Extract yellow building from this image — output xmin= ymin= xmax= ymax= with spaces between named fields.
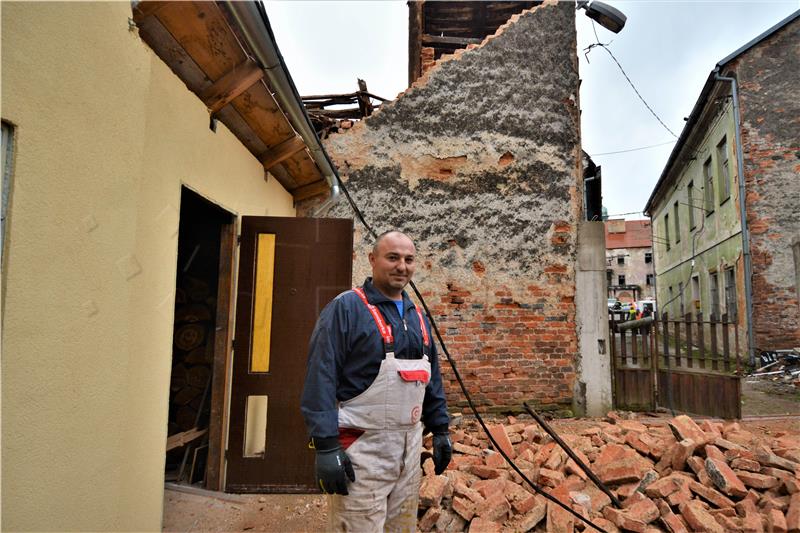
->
xmin=2 ymin=2 xmax=351 ymax=530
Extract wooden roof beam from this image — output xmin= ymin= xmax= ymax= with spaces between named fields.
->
xmin=200 ymin=59 xmax=265 ymax=115
xmin=258 ymin=135 xmax=306 ymax=170
xmin=421 ymin=34 xmax=483 ymax=47
xmin=291 ymin=180 xmax=331 ymax=202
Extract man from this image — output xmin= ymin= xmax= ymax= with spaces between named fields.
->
xmin=301 ymin=230 xmax=451 ymax=532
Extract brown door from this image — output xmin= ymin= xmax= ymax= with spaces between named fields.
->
xmin=226 ymin=216 xmax=353 ymax=492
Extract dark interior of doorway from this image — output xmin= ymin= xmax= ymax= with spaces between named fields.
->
xmin=165 ymin=187 xmax=233 ymax=486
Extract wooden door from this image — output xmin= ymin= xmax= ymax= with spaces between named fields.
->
xmin=225 ymin=216 xmax=353 ymax=492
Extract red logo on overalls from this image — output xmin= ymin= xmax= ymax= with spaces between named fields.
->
xmin=410 ymin=406 xmax=421 ymax=423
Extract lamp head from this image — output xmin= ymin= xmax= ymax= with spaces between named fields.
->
xmin=577 ymin=1 xmax=627 ymax=34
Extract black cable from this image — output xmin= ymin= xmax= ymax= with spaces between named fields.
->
xmin=332 ymin=172 xmax=610 ymax=532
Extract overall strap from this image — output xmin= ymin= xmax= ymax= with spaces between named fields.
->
xmin=413 ymin=304 xmax=431 ymax=357
xmin=352 ymin=287 xmax=395 ymax=358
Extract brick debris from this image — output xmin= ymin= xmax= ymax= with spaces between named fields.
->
xmin=418 ymin=413 xmax=800 ymax=532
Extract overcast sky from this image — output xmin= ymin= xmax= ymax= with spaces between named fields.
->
xmin=265 ymin=1 xmax=798 ymax=220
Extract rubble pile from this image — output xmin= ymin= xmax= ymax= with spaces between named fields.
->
xmin=418 ymin=414 xmax=800 ymax=532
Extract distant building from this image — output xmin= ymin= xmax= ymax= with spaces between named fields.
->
xmin=605 ymin=219 xmax=655 ymax=303
xmin=643 ymin=11 xmax=799 ymax=360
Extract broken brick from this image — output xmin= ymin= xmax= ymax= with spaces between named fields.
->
xmin=487 ymin=424 xmax=516 ymax=459
xmin=679 ymin=500 xmax=726 ymax=533
xmin=671 ymin=438 xmax=698 ymax=471
xmin=786 ymin=492 xmax=800 ymax=533
xmin=467 ymin=516 xmax=502 ymax=533
xmin=419 ymin=475 xmax=449 ymax=507
xmin=419 ymin=506 xmax=441 ymax=532
xmin=688 ymin=479 xmax=736 ymax=509
xmin=736 ymin=470 xmax=780 ymax=490
xmin=669 ymin=415 xmax=708 ymax=446
xmin=706 ymin=457 xmax=749 ymax=498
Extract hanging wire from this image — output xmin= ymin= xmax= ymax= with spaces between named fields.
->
xmin=585 ymin=22 xmax=679 ymax=139
xmin=591 ymin=140 xmax=676 ymax=156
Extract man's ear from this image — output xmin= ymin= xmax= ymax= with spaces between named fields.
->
xmin=368 ymin=252 xmax=375 ymax=266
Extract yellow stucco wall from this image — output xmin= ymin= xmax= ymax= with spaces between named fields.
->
xmin=1 ymin=2 xmax=296 ymax=530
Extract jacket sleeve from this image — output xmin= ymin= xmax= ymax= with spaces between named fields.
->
xmin=300 ymin=295 xmax=349 ymax=439
xmin=421 ymin=321 xmax=450 ymax=434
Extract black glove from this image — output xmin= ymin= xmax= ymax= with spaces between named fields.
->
xmin=313 ymin=437 xmax=355 ymax=495
xmin=432 ymin=433 xmax=452 ymax=475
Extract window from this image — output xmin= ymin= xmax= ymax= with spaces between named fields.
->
xmin=679 ymin=281 xmax=685 ymax=316
xmin=673 ymin=201 xmax=681 ymax=243
xmin=687 ymin=181 xmax=696 ymax=229
xmin=717 ymin=137 xmax=730 ymax=202
xmin=1 ymin=121 xmax=13 ymax=263
xmin=709 ymin=271 xmax=720 ymax=318
xmin=606 ymin=269 xmax=613 ymax=286
xmin=646 ymin=274 xmax=654 ymax=286
xmin=618 ymin=274 xmax=626 ymax=285
xmin=668 ymin=286 xmax=674 ymax=315
xmin=664 ymin=213 xmax=670 ymax=251
xmin=691 ymin=275 xmax=700 ymax=311
xmin=724 ymin=267 xmax=737 ymax=319
xmin=617 ymin=256 xmax=625 ymax=265
xmin=644 ymin=252 xmax=652 ymax=264
xmin=704 ymin=158 xmax=715 ymax=215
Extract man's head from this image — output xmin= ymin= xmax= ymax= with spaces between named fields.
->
xmin=369 ymin=230 xmax=416 ymax=300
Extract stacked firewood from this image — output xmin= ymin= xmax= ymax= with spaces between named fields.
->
xmin=418 ymin=413 xmax=800 ymax=532
xmin=168 ymin=278 xmax=215 ymax=436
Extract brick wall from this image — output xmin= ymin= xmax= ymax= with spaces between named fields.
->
xmin=734 ymin=18 xmax=800 ymax=350
xmin=299 ymin=1 xmax=582 ymax=414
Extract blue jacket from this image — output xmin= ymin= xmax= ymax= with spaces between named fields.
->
xmin=301 ymin=278 xmax=449 ymax=439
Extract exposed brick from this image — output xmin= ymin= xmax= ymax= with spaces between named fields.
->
xmin=672 ymin=438 xmax=698 ymax=471
xmin=474 ymin=490 xmax=510 ymax=522
xmin=680 ymin=501 xmax=726 ymax=533
xmin=419 ymin=506 xmax=442 ymax=531
xmin=467 ymin=517 xmax=502 ymax=533
xmin=539 ymin=468 xmax=566 ymax=488
xmin=419 ymin=475 xmax=449 ymax=507
xmin=669 ymin=415 xmax=708 ymax=446
xmin=452 ymin=495 xmax=476 ymax=521
xmin=484 ymin=451 xmax=505 ymax=469
xmin=704 ymin=444 xmax=727 ymax=462
xmin=645 ymin=475 xmax=684 ymax=498
xmin=547 ymin=484 xmax=575 ymax=533
xmin=736 ymin=470 xmax=780 ymax=490
xmin=732 ymin=457 xmax=763 ymax=472
xmin=487 ymin=424 xmax=516 ymax=459
xmin=786 ymin=492 xmax=800 ymax=533
xmin=768 ymin=507 xmax=788 ymax=533
xmin=688 ymin=479 xmax=736 ymax=509
xmin=506 ymin=497 xmax=546 ymax=531
xmin=468 ymin=465 xmax=503 ymax=480
xmin=707 ymin=457 xmax=749 ymax=498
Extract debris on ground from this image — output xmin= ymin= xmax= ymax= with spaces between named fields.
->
xmin=418 ymin=412 xmax=800 ymax=532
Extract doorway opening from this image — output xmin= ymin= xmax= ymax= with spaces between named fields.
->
xmin=165 ymin=186 xmax=235 ymax=489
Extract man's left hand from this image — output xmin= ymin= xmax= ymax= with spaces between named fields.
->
xmin=432 ymin=433 xmax=452 ymax=474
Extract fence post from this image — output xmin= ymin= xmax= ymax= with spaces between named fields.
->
xmin=696 ymin=311 xmax=705 ymax=369
xmin=722 ymin=313 xmax=731 ymax=373
xmin=685 ymin=312 xmax=694 ymax=370
xmin=675 ymin=314 xmax=684 ymax=368
xmin=710 ymin=313 xmax=719 ymax=371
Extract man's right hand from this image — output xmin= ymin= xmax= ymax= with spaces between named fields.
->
xmin=313 ymin=437 xmax=355 ymax=495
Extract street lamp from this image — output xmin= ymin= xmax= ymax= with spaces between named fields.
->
xmin=576 ymin=1 xmax=627 ymax=34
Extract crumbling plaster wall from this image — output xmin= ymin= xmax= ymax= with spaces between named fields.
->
xmin=735 ymin=19 xmax=800 ymax=350
xmin=301 ymin=1 xmax=585 ymax=413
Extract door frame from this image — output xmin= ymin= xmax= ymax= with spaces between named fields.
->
xmin=204 ymin=217 xmax=237 ymax=490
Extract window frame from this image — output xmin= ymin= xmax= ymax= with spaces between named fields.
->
xmin=673 ymin=200 xmax=681 ymax=243
xmin=687 ymin=181 xmax=696 ymax=230
xmin=709 ymin=271 xmax=720 ymax=319
xmin=704 ymin=157 xmax=715 ymax=216
xmin=644 ymin=252 xmax=652 ymax=264
xmin=617 ymin=256 xmax=625 ymax=265
xmin=618 ymin=274 xmax=626 ymax=286
xmin=717 ymin=136 xmax=731 ymax=204
xmin=724 ymin=266 xmax=737 ymax=319
xmin=664 ymin=213 xmax=670 ymax=251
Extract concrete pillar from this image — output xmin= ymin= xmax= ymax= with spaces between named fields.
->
xmin=574 ymin=221 xmax=612 ymax=416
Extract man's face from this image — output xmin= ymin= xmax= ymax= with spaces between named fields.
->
xmin=369 ymin=233 xmax=416 ymax=298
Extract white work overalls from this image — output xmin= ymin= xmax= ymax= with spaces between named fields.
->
xmin=328 ymin=287 xmax=432 ymax=533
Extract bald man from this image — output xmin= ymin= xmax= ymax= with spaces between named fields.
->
xmin=301 ymin=230 xmax=451 ymax=532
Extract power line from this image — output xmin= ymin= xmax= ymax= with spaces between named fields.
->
xmin=590 ymin=140 xmax=676 ymax=156
xmin=586 ymin=22 xmax=679 ymax=139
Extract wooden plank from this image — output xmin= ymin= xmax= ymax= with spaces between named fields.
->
xmin=132 ymin=0 xmax=170 ymax=21
xmin=166 ymin=427 xmax=208 ymax=452
xmin=408 ymin=0 xmax=424 ymax=85
xmin=154 ymin=1 xmax=246 ymax=80
xmin=291 ymin=180 xmax=330 ymax=202
xmin=206 ymin=220 xmax=236 ymax=491
xmin=421 ymin=33 xmax=483 ymax=47
xmin=200 ymin=59 xmax=265 ymax=115
xmin=231 ymin=84 xmax=295 ymax=148
xmin=282 ymin=151 xmax=323 ymax=187
xmin=258 ymin=136 xmax=306 ymax=170
xmin=710 ymin=314 xmax=719 ymax=371
xmin=722 ymin=313 xmax=731 ymax=372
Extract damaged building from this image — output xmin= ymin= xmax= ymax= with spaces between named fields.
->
xmin=300 ymin=0 xmax=611 ymax=418
xmin=644 ymin=10 xmax=800 ymax=362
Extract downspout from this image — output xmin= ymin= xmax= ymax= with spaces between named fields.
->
xmin=225 ymin=1 xmax=341 ymax=214
xmin=714 ymin=69 xmax=755 ymax=366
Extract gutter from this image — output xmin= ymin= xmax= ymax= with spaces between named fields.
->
xmin=713 ymin=69 xmax=755 ymax=367
xmin=225 ymin=1 xmax=340 ymax=212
